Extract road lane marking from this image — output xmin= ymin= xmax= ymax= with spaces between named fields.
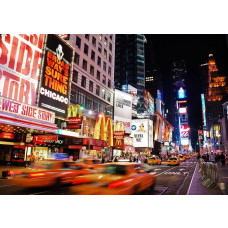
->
xmin=156 ymin=166 xmax=177 ymax=176
xmin=187 ymin=163 xmax=198 ymax=195
xmin=0 ymin=185 xmax=14 ymax=188
xmin=179 ymin=169 xmax=185 ymax=171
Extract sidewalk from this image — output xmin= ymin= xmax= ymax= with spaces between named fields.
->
xmin=187 ymin=163 xmax=222 ymax=195
xmin=217 ymin=164 xmax=228 ymax=195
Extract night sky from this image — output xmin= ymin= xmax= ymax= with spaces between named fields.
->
xmin=145 ymin=34 xmax=228 ymax=146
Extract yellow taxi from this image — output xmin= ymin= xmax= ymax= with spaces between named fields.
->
xmin=70 ymin=162 xmax=156 ymax=195
xmin=148 ymin=156 xmax=162 ymax=165
xmin=10 ymin=160 xmax=93 ymax=188
xmin=178 ymin=155 xmax=186 ymax=162
xmin=185 ymin=154 xmax=190 ymax=159
xmin=167 ymin=157 xmax=180 ymax=166
xmin=75 ymin=158 xmax=102 ymax=170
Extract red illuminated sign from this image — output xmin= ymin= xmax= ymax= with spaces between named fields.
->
xmin=180 ymin=125 xmax=189 ymax=138
xmin=0 ymin=96 xmax=55 ymax=123
xmin=0 ymin=34 xmax=44 ymax=106
xmin=113 ymin=131 xmax=125 ymax=138
xmin=33 ymin=135 xmax=58 ymax=144
xmin=68 ymin=117 xmax=82 ymax=124
xmin=68 ymin=145 xmax=82 ymax=149
xmin=0 ymin=132 xmax=14 ymax=139
xmin=66 ymin=124 xmax=81 ymax=129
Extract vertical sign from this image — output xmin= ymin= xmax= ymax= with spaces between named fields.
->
xmin=38 ymin=34 xmax=74 ymax=118
xmin=201 ymin=93 xmax=207 ymax=130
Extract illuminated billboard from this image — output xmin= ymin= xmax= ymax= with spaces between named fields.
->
xmin=128 ymin=85 xmax=137 ymax=115
xmin=38 ymin=34 xmax=74 ymax=118
xmin=201 ymin=93 xmax=207 ymax=130
xmin=114 ymin=89 xmax=132 ymax=134
xmin=144 ymin=88 xmax=155 ymax=115
xmin=178 ymin=87 xmax=186 ymax=99
xmin=179 ymin=107 xmax=187 ymax=114
xmin=0 ymin=34 xmax=44 ymax=105
xmin=180 ymin=124 xmax=189 ymax=138
xmin=130 ymin=119 xmax=153 ymax=148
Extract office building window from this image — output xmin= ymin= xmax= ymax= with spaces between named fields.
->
xmin=72 ymin=70 xmax=78 ymax=83
xmin=90 ymin=65 xmax=94 ymax=76
xmin=85 ymin=34 xmax=90 ymax=40
xmin=108 ymin=67 xmax=111 ymax=76
xmin=109 ymin=54 xmax=112 ymax=63
xmin=108 ymin=79 xmax=111 ymax=88
xmin=98 ymin=43 xmax=102 ymax=53
xmin=99 ymin=34 xmax=102 ymax=40
xmin=96 ymin=85 xmax=100 ymax=96
xmin=102 ymin=75 xmax=106 ymax=85
xmin=89 ymin=81 xmax=93 ymax=92
xmin=82 ymin=59 xmax=87 ymax=71
xmin=104 ymin=49 xmax=107 ymax=59
xmin=109 ymin=42 xmax=112 ymax=51
xmin=103 ymin=62 xmax=106 ymax=72
xmin=110 ymin=34 xmax=113 ymax=40
xmin=91 ymin=50 xmax=95 ymax=61
xmin=92 ymin=36 xmax=96 ymax=47
xmin=97 ymin=56 xmax=101 ymax=66
xmin=101 ymin=89 xmax=105 ymax=99
xmin=74 ymin=52 xmax=79 ymax=65
xmin=107 ymin=92 xmax=111 ymax=102
xmin=84 ymin=44 xmax=88 ymax=55
xmin=97 ymin=70 xmax=100 ymax=80
xmin=104 ymin=37 xmax=107 ymax=46
xmin=76 ymin=37 xmax=81 ymax=49
xmin=81 ymin=76 xmax=86 ymax=88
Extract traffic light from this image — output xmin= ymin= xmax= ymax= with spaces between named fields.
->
xmin=196 ymin=143 xmax=199 ymax=145
xmin=80 ymin=106 xmax=85 ymax=110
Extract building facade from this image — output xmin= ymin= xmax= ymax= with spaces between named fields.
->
xmin=114 ymin=34 xmax=146 ymax=113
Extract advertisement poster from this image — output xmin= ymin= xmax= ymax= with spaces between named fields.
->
xmin=38 ymin=34 xmax=74 ymax=118
xmin=128 ymin=85 xmax=137 ymax=115
xmin=144 ymin=88 xmax=154 ymax=115
xmin=0 ymin=34 xmax=44 ymax=105
xmin=130 ymin=119 xmax=153 ymax=148
xmin=114 ymin=89 xmax=132 ymax=134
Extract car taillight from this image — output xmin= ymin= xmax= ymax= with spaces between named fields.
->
xmin=72 ymin=178 xmax=90 ymax=185
xmin=28 ymin=173 xmax=46 ymax=178
xmin=108 ymin=180 xmax=125 ymax=188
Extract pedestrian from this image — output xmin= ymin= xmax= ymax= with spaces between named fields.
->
xmin=209 ymin=153 xmax=215 ymax=163
xmin=197 ymin=153 xmax=201 ymax=160
xmin=144 ymin=156 xmax=148 ymax=164
xmin=220 ymin=152 xmax=226 ymax=166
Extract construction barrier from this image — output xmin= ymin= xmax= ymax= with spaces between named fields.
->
xmin=198 ymin=160 xmax=218 ymax=189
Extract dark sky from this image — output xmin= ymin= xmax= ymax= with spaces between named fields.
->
xmin=145 ymin=34 xmax=228 ymax=145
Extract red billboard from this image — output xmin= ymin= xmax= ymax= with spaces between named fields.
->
xmin=0 ymin=34 xmax=44 ymax=106
xmin=180 ymin=125 xmax=189 ymax=138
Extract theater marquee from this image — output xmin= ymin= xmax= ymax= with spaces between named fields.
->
xmin=38 ymin=34 xmax=74 ymax=119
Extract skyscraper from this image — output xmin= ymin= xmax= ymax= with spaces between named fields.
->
xmin=114 ymin=34 xmax=146 ymax=113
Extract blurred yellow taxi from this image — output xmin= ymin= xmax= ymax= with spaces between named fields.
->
xmin=178 ymin=155 xmax=186 ymax=162
xmin=167 ymin=157 xmax=180 ymax=166
xmin=10 ymin=160 xmax=93 ymax=188
xmin=148 ymin=156 xmax=161 ymax=165
xmin=185 ymin=154 xmax=190 ymax=159
xmin=70 ymin=163 xmax=156 ymax=195
xmin=75 ymin=158 xmax=102 ymax=170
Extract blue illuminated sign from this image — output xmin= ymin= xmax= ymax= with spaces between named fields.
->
xmin=131 ymin=125 xmax=136 ymax=130
xmin=178 ymin=87 xmax=186 ymax=99
xmin=201 ymin=94 xmax=207 ymax=130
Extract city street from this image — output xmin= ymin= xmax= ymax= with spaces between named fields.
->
xmin=0 ymin=158 xmax=197 ymax=195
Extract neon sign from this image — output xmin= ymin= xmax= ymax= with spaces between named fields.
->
xmin=178 ymin=87 xmax=186 ymax=99
xmin=94 ymin=112 xmax=113 ymax=146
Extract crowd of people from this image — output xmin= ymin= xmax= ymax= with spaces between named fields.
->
xmin=198 ymin=152 xmax=226 ymax=166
